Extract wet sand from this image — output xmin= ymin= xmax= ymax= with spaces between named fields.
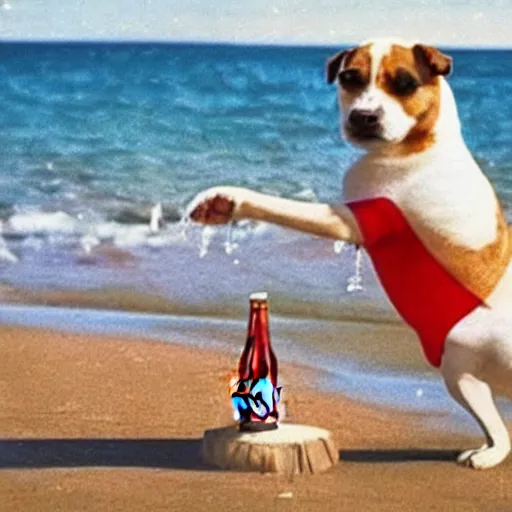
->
xmin=0 ymin=324 xmax=511 ymax=511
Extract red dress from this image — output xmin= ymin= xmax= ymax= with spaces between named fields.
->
xmin=347 ymin=197 xmax=483 ymax=367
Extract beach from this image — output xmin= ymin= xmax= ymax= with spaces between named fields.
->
xmin=0 ymin=323 xmax=511 ymax=512
xmin=0 ymin=41 xmax=511 ymax=511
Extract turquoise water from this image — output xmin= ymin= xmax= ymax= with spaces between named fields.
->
xmin=0 ymin=43 xmax=511 ymax=317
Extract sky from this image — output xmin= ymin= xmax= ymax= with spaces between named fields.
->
xmin=0 ymin=0 xmax=511 ymax=47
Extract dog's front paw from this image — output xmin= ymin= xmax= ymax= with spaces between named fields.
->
xmin=188 ymin=187 xmax=244 ymax=225
xmin=457 ymin=445 xmax=510 ymax=469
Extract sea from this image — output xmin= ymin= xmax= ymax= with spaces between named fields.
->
xmin=0 ymin=42 xmax=511 ymax=427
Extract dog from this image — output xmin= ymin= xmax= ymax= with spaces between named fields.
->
xmin=189 ymin=37 xmax=512 ymax=469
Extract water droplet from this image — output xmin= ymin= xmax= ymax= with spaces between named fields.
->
xmin=178 ymin=215 xmax=190 ymax=241
xmin=347 ymin=246 xmax=364 ymax=293
xmin=80 ymin=234 xmax=100 ymax=255
xmin=199 ymin=226 xmax=216 ymax=258
xmin=333 ymin=240 xmax=345 ymax=254
xmin=224 ymin=222 xmax=239 ymax=256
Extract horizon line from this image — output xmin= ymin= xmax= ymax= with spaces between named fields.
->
xmin=1 ymin=38 xmax=512 ymax=51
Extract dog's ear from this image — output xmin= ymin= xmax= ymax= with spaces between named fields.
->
xmin=326 ymin=49 xmax=349 ymax=84
xmin=413 ymin=44 xmax=452 ymax=77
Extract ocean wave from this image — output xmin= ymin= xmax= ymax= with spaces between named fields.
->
xmin=0 ymin=199 xmax=276 ymax=262
xmin=5 ymin=211 xmax=77 ymax=237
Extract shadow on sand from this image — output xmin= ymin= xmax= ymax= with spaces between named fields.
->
xmin=0 ymin=439 xmax=459 ymax=470
xmin=0 ymin=438 xmax=217 ymax=471
xmin=340 ymin=448 xmax=459 ymax=464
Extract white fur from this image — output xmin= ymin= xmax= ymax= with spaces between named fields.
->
xmin=349 ymin=87 xmax=417 ymax=143
xmin=366 ymin=38 xmax=394 ymax=81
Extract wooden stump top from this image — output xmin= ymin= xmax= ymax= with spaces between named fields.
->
xmin=202 ymin=423 xmax=337 ymax=475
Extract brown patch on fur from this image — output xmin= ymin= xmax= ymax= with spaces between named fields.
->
xmin=343 ymin=45 xmax=372 ymax=82
xmin=376 ymin=45 xmax=442 ymax=155
xmin=417 ymin=205 xmax=512 ymax=301
xmin=413 ymin=44 xmax=452 ymax=76
xmin=336 ymin=45 xmax=372 ymax=109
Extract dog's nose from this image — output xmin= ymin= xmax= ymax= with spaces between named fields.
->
xmin=348 ymin=108 xmax=383 ymax=135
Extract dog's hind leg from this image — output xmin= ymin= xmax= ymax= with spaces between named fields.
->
xmin=441 ymin=334 xmax=511 ymax=469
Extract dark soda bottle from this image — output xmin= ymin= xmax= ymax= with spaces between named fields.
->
xmin=232 ymin=292 xmax=281 ymax=431
xmin=237 ymin=295 xmax=258 ymax=382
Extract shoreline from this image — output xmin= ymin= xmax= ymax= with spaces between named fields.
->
xmin=0 ymin=302 xmax=447 ymax=413
xmin=2 ymin=300 xmax=511 ymax=432
xmin=0 ymin=280 xmax=400 ymax=324
xmin=0 ymin=323 xmax=511 ymax=511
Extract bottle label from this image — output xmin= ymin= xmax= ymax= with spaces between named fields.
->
xmin=230 ymin=376 xmax=281 ymax=425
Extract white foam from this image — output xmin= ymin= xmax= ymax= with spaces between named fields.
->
xmin=1 ymin=203 xmax=274 ymax=262
xmin=93 ymin=221 xmax=122 ymax=240
xmin=113 ymin=225 xmax=153 ymax=248
xmin=293 ymin=188 xmax=318 ymax=202
xmin=149 ymin=202 xmax=163 ymax=234
xmin=5 ymin=211 xmax=76 ymax=236
xmin=87 ymin=221 xmax=153 ymax=248
xmin=80 ymin=234 xmax=100 ymax=254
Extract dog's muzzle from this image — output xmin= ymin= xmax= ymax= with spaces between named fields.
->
xmin=346 ymin=108 xmax=384 ymax=139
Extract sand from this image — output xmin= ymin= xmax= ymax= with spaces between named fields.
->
xmin=0 ymin=324 xmax=511 ymax=511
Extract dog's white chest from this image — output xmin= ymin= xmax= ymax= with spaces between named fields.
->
xmin=343 ymin=147 xmax=511 ymax=302
xmin=344 ymin=150 xmax=499 ymax=252
xmin=401 ymin=164 xmax=498 ymax=250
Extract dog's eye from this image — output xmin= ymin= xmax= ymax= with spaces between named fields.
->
xmin=392 ymin=70 xmax=420 ymax=96
xmin=338 ymin=69 xmax=365 ymax=90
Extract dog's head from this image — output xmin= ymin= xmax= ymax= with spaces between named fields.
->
xmin=327 ymin=38 xmax=453 ymax=154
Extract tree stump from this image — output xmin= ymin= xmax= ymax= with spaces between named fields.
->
xmin=202 ymin=424 xmax=337 ymax=475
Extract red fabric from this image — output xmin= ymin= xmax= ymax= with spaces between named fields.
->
xmin=347 ymin=197 xmax=482 ymax=367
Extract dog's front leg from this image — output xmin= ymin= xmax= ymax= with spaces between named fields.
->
xmin=188 ymin=186 xmax=362 ymax=243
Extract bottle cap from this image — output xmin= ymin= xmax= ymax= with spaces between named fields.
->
xmin=249 ymin=291 xmax=268 ymax=301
